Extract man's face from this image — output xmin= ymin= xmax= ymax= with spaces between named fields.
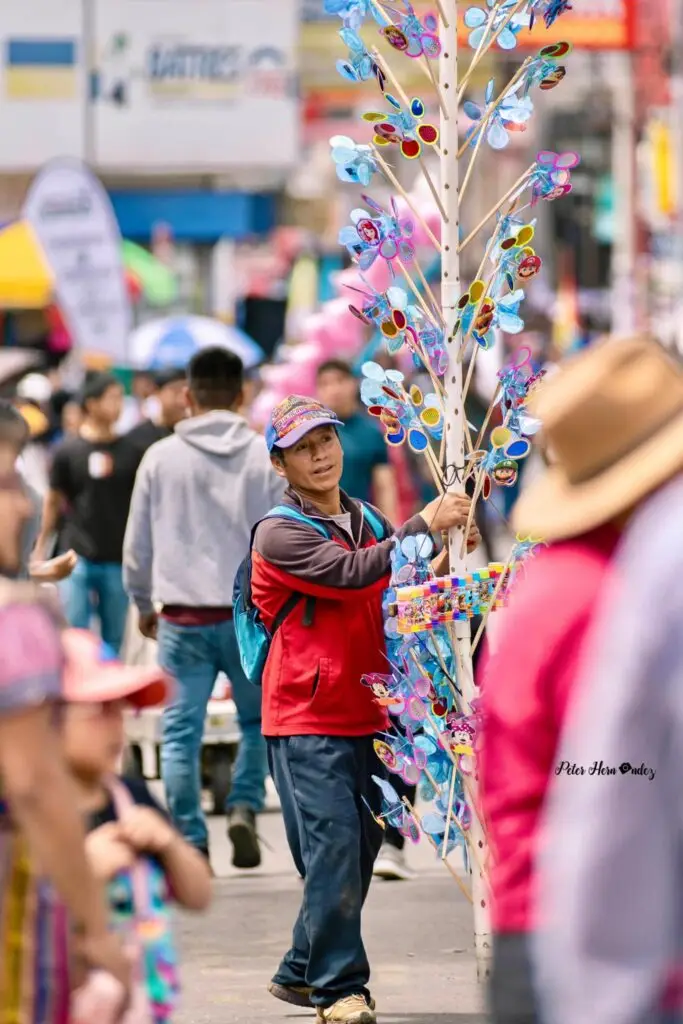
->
xmin=0 ymin=445 xmax=32 ymax=575
xmin=158 ymin=380 xmax=188 ymax=428
xmin=88 ymin=384 xmax=124 ymax=426
xmin=317 ymin=369 xmax=358 ymax=419
xmin=271 ymin=425 xmax=343 ymax=495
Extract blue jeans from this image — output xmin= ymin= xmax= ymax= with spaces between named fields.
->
xmin=268 ymin=735 xmax=384 ymax=1007
xmin=157 ymin=618 xmax=267 ymax=851
xmin=63 ymin=558 xmax=129 ymax=654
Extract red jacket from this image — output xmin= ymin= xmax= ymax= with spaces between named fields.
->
xmin=251 ymin=488 xmax=427 ymax=737
xmin=479 ymin=525 xmax=620 ymax=933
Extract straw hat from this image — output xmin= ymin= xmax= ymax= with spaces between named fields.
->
xmin=512 ymin=335 xmax=683 ymax=541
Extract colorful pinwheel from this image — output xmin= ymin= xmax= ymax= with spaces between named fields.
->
xmin=519 ymin=41 xmax=572 ymax=96
xmin=530 ymin=150 xmax=581 ymax=205
xmin=360 ymin=360 xmax=442 ymax=453
xmin=363 ymin=95 xmax=439 ymax=160
xmin=329 ymin=136 xmax=378 ymax=186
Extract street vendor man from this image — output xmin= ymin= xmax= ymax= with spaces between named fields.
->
xmin=251 ymin=395 xmax=480 ymax=1024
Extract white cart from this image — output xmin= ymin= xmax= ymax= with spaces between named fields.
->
xmin=124 ymin=677 xmax=242 ymax=815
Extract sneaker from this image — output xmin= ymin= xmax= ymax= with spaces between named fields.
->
xmin=316 ymin=995 xmax=377 ymax=1023
xmin=227 ymin=805 xmax=261 ymax=869
xmin=268 ymin=982 xmax=313 ymax=1008
xmin=373 ymin=843 xmax=413 ymax=881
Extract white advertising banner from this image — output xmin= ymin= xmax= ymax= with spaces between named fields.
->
xmin=0 ymin=0 xmax=85 ymax=170
xmin=23 ymin=159 xmax=132 ymax=364
xmin=91 ymin=0 xmax=300 ymax=172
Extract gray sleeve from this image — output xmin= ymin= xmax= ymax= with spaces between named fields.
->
xmin=122 ymin=454 xmax=155 ymax=615
xmin=534 ymin=494 xmax=682 ymax=1024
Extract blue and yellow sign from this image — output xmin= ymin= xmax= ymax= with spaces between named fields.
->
xmin=4 ymin=37 xmax=77 ymax=100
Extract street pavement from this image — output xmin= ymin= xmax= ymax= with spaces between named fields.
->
xmin=173 ymin=784 xmax=486 ymax=1024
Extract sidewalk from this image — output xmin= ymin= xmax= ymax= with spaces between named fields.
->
xmin=175 ymin=803 xmax=486 ymax=1023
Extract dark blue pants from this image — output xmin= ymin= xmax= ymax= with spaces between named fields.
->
xmin=267 ymin=735 xmax=384 ymax=1007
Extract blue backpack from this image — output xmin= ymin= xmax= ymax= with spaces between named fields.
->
xmin=233 ymin=503 xmax=387 ymax=686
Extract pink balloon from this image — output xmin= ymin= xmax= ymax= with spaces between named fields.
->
xmin=394 ymin=195 xmax=441 ymax=247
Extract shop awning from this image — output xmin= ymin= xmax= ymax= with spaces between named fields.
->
xmin=0 ymin=221 xmax=53 ymax=308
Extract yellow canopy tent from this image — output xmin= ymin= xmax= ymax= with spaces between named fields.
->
xmin=0 ymin=221 xmax=53 ymax=308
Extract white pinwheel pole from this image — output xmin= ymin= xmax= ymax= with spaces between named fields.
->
xmin=439 ymin=0 xmax=492 ymax=980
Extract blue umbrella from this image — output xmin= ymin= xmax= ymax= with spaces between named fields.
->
xmin=129 ymin=315 xmax=265 ymax=371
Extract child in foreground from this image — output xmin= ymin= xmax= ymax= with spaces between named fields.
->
xmin=62 ymin=629 xmax=212 ymax=1022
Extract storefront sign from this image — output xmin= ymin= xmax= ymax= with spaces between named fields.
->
xmin=92 ymin=0 xmax=299 ymax=170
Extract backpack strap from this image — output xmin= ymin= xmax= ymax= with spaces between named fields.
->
xmin=265 ymin=505 xmax=332 ymax=539
xmin=359 ymin=501 xmax=389 ymax=542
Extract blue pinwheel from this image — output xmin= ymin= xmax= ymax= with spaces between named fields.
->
xmin=529 ymin=0 xmax=573 ymax=28
xmin=421 ymin=790 xmax=470 ymax=859
xmin=368 ymin=775 xmax=421 ymax=843
xmin=464 ymin=79 xmax=533 ymax=151
xmin=464 ymin=0 xmax=527 ymax=51
xmin=494 ymin=289 xmax=526 ymax=335
xmin=336 ymin=27 xmax=384 ymax=86
xmin=324 ymin=0 xmax=385 ymax=29
xmin=379 ymin=0 xmax=441 ymax=59
xmin=329 ymin=136 xmax=378 ymax=186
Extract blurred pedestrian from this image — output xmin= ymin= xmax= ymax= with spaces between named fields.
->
xmin=34 ymin=372 xmax=140 ymax=653
xmin=0 ymin=420 xmax=129 ymax=1022
xmin=62 ymin=629 xmax=211 ymax=1023
xmin=535 ymin=476 xmax=683 ymax=1018
xmin=123 ymin=348 xmax=283 ymax=868
xmin=317 ymin=360 xmax=399 ymax=522
xmin=479 ymin=335 xmax=682 ymax=1024
xmin=125 ymin=367 xmax=188 ymax=457
xmin=0 ymin=401 xmax=77 ymax=585
xmin=254 ymin=396 xmax=480 ymax=1023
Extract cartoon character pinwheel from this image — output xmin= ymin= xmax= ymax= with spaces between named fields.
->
xmin=338 ymin=194 xmax=415 ymax=270
xmin=466 ymin=425 xmax=532 ymax=499
xmin=378 ymin=0 xmax=441 ymax=59
xmin=530 ymin=150 xmax=581 ymax=205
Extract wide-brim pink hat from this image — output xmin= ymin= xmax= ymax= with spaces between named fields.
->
xmin=62 ymin=629 xmax=172 ymax=710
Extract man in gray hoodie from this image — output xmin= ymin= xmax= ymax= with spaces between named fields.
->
xmin=123 ymin=347 xmax=284 ymax=868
